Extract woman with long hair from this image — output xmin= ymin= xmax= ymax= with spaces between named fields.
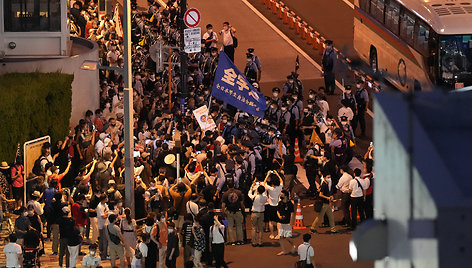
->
xmin=121 ymin=208 xmax=137 ymax=267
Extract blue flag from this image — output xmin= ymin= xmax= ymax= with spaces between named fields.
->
xmin=211 ymin=51 xmax=267 ymax=118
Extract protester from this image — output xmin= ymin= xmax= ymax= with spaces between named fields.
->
xmin=297 ymin=233 xmax=316 ymax=268
xmin=3 ymin=234 xmax=22 ymax=268
xmin=82 ymin=243 xmax=101 ymax=268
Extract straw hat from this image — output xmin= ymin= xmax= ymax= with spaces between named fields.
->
xmin=0 ymin=162 xmax=9 ymax=169
xmin=164 ymin=154 xmax=176 ymax=165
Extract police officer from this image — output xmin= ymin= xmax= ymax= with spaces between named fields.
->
xmin=245 ymin=53 xmax=259 ymax=84
xmin=322 ymin=40 xmax=337 ymax=95
xmin=247 ymin=48 xmax=262 ymax=82
xmin=265 ymin=101 xmax=281 ymax=127
xmin=304 ymin=143 xmax=322 ymax=196
xmin=270 ymin=87 xmax=283 ymax=107
xmin=282 ymin=72 xmax=303 ymax=96
xmin=340 ymin=85 xmax=357 ymax=120
xmin=353 ymin=79 xmax=369 ymax=138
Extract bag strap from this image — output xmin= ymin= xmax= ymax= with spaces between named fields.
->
xmin=304 ymin=245 xmax=311 ymax=261
xmin=355 ymin=178 xmax=365 ymax=196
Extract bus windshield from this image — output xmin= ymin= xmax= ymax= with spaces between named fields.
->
xmin=439 ymin=35 xmax=472 ymax=86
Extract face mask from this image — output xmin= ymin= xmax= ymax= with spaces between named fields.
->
xmin=281 ymin=107 xmax=287 ymax=111
xmin=46 ymin=170 xmax=52 ymax=177
xmin=168 ymin=228 xmax=174 ymax=233
xmin=28 ymin=210 xmax=34 ymax=216
xmin=208 ymin=29 xmax=213 ymax=33
xmin=247 ymin=59 xmax=251 ymax=62
xmin=304 ymin=108 xmax=309 ymax=113
xmin=309 ymin=94 xmax=315 ymax=99
xmin=293 ymin=96 xmax=298 ymax=100
xmin=273 ymin=93 xmax=278 ymax=97
xmin=288 ymin=80 xmax=294 ymax=83
xmin=160 ymin=218 xmax=165 ymax=222
xmin=271 ymin=105 xmax=276 ymax=109
xmin=118 ymin=202 xmax=123 ymax=207
xmin=222 ymin=120 xmax=228 ymax=124
xmin=22 ymin=212 xmax=28 ymax=217
xmin=308 ymin=104 xmax=313 ymax=109
xmin=90 ymin=250 xmax=96 ymax=256
xmin=356 ymin=84 xmax=362 ymax=88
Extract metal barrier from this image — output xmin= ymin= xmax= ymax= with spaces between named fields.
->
xmin=262 ymin=0 xmax=382 ymax=92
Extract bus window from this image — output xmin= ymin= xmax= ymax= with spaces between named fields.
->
xmin=416 ymin=22 xmax=430 ymax=55
xmin=439 ymin=35 xmax=472 ymax=85
xmin=359 ymin=0 xmax=370 ymax=11
xmin=370 ymin=0 xmax=385 ymax=24
xmin=400 ymin=9 xmax=416 ymax=46
xmin=385 ymin=0 xmax=400 ymax=35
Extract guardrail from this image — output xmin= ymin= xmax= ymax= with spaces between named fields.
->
xmin=261 ymin=0 xmax=382 ymax=92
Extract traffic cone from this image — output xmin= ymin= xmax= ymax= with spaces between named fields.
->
xmin=293 ymin=200 xmax=306 ymax=230
xmin=294 ymin=138 xmax=303 ymax=163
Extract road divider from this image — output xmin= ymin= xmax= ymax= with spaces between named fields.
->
xmin=261 ymin=0 xmax=381 ymax=94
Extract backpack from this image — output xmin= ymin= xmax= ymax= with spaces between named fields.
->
xmin=134 ymin=243 xmax=143 ymax=259
xmin=355 ymin=88 xmax=367 ymax=111
xmin=32 ymin=156 xmax=49 ymax=176
xmin=230 ymin=30 xmax=238 ymax=48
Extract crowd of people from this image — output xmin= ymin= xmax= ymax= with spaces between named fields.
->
xmin=0 ymin=0 xmax=376 ymax=267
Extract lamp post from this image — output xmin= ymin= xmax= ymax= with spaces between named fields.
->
xmin=122 ymin=0 xmax=135 ymax=216
xmin=179 ymin=0 xmax=188 ymax=111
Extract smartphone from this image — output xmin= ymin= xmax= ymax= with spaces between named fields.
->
xmin=193 ymin=158 xmax=197 ymax=162
xmin=178 ymin=178 xmax=182 ymax=183
xmin=256 ymin=182 xmax=260 ymax=185
xmin=369 ymin=142 xmax=373 ymax=147
xmin=270 ymin=170 xmax=273 ymax=174
xmin=67 ymin=153 xmax=71 ymax=161
xmin=200 ymin=172 xmax=204 ymax=175
xmin=196 ymin=151 xmax=201 ymax=154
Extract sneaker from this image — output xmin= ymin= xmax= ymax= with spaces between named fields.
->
xmin=330 ymin=229 xmax=338 ymax=233
xmin=237 ymin=241 xmax=244 ymax=245
xmin=276 ymin=251 xmax=286 ymax=256
xmin=310 ymin=229 xmax=317 ymax=234
xmin=274 ymin=235 xmax=280 ymax=240
xmin=269 ymin=234 xmax=275 ymax=239
xmin=231 ymin=242 xmax=237 ymax=246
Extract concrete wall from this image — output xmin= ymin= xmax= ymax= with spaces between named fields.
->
xmin=373 ymin=93 xmax=438 ymax=268
xmin=0 ymin=38 xmax=100 ymax=127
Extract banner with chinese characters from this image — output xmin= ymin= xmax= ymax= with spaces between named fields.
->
xmin=211 ymin=51 xmax=267 ymax=118
xmin=193 ymin=105 xmax=217 ymax=132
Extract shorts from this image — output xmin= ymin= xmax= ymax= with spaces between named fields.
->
xmin=278 ymin=223 xmax=292 ymax=238
xmin=12 ymin=186 xmax=23 ymax=200
xmin=264 ymin=205 xmax=279 ymax=222
xmin=109 ymin=243 xmax=124 ymax=260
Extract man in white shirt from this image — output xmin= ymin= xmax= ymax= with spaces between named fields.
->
xmin=336 ymin=167 xmax=353 ymax=227
xmin=263 ymin=170 xmax=283 ymax=239
xmin=219 ymin=21 xmax=236 ymax=61
xmin=186 ymin=194 xmax=199 ymax=220
xmin=338 ymin=100 xmax=354 ymax=123
xmin=210 ymin=216 xmax=227 ymax=268
xmin=348 ymin=168 xmax=369 ymax=229
xmin=248 ymin=183 xmax=268 ymax=247
xmin=131 ymin=233 xmax=150 ymax=268
xmin=96 ymin=194 xmax=109 ymax=260
xmin=4 ymin=234 xmax=22 ymax=268
xmin=298 ymin=233 xmax=315 ymax=267
xmin=202 ymin=24 xmax=218 ymax=48
xmin=82 ymin=243 xmax=101 ymax=268
xmin=27 ymin=191 xmax=44 ymax=216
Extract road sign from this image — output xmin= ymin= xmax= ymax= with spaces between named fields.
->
xmin=184 ymin=27 xmax=201 ymax=53
xmin=184 ymin=8 xmax=201 ymax=28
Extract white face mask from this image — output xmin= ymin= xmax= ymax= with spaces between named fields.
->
xmin=293 ymin=96 xmax=298 ymax=100
xmin=281 ymin=107 xmax=287 ymax=111
xmin=208 ymin=29 xmax=213 ymax=33
xmin=273 ymin=93 xmax=278 ymax=97
xmin=308 ymin=105 xmax=313 ymax=109
xmin=309 ymin=94 xmax=315 ymax=99
xmin=22 ymin=212 xmax=28 ymax=217
xmin=356 ymin=84 xmax=362 ymax=88
xmin=28 ymin=210 xmax=34 ymax=216
xmin=90 ymin=250 xmax=96 ymax=256
xmin=168 ymin=228 xmax=174 ymax=233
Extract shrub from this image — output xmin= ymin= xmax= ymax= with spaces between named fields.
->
xmin=0 ymin=72 xmax=73 ymax=162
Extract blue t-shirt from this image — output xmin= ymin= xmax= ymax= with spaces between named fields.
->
xmin=44 ymin=187 xmax=55 ymax=208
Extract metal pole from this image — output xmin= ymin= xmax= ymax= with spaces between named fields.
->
xmin=169 ymin=58 xmax=172 ymax=111
xmin=123 ymin=0 xmax=135 ymax=217
xmin=180 ymin=0 xmax=188 ymax=108
xmin=176 ymin=153 xmax=180 ymax=180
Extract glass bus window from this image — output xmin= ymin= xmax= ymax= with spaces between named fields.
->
xmin=416 ymin=22 xmax=430 ymax=54
xmin=359 ymin=0 xmax=370 ymax=11
xmin=4 ymin=0 xmax=61 ymax=32
xmin=439 ymin=35 xmax=472 ymax=84
xmin=400 ymin=9 xmax=416 ymax=45
xmin=385 ymin=0 xmax=400 ymax=35
xmin=370 ymin=0 xmax=385 ymax=23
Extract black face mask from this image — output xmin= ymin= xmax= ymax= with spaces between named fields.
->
xmin=111 ymin=124 xmax=116 ymax=127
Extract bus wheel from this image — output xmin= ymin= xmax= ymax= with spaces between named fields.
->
xmin=370 ymin=47 xmax=378 ymax=74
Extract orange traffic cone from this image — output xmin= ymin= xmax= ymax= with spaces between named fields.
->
xmin=293 ymin=200 xmax=306 ymax=230
xmin=294 ymin=138 xmax=303 ymax=163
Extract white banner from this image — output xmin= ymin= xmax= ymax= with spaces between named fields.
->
xmin=113 ymin=4 xmax=123 ymax=38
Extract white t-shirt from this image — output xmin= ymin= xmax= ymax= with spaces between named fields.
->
xmin=4 ymin=242 xmax=22 ymax=268
xmin=298 ymin=243 xmax=314 ymax=264
xmin=211 ymin=224 xmax=226 ymax=244
xmin=82 ymin=254 xmax=101 ymax=267
xmin=336 ymin=172 xmax=353 ymax=193
xmin=131 ymin=242 xmax=148 ymax=267
xmin=265 ymin=184 xmax=283 ymax=207
xmin=96 ymin=203 xmax=109 ymax=229
xmin=349 ymin=177 xmax=370 ymax=198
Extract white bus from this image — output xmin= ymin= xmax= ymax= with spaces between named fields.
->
xmin=353 ymin=0 xmax=472 ymax=91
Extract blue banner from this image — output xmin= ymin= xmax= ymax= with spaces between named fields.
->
xmin=211 ymin=51 xmax=267 ymax=118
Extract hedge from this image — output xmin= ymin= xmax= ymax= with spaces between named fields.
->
xmin=0 ymin=72 xmax=73 ymax=162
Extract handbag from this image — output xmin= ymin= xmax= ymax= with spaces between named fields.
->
xmin=230 ymin=30 xmax=238 ymax=48
xmin=295 ymin=246 xmax=314 ymax=268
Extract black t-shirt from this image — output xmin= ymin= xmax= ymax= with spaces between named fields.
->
xmin=89 ymin=195 xmax=100 ymax=217
xmin=222 ymin=189 xmax=244 ymax=212
xmin=277 ymin=201 xmax=294 ymax=224
xmin=320 ymin=181 xmax=333 ymax=204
